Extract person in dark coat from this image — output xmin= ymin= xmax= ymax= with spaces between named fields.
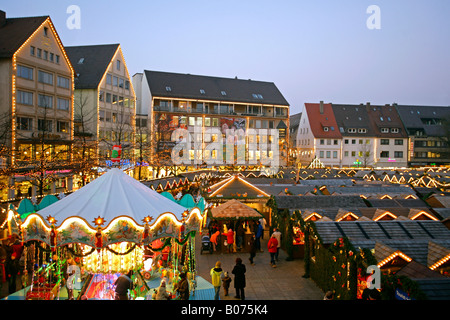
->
xmin=114 ymin=270 xmax=133 ymax=300
xmin=175 ymin=272 xmax=190 ymax=300
xmin=248 ymin=235 xmax=257 ymax=265
xmin=232 ymin=257 xmax=246 ymax=300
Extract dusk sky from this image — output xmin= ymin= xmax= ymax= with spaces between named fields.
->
xmin=2 ymin=1 xmax=450 ymax=114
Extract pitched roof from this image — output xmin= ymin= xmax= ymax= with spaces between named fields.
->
xmin=366 ymin=104 xmax=408 ymax=137
xmin=331 ymin=104 xmax=375 ymax=136
xmin=0 ymin=12 xmax=48 ymax=58
xmin=65 ymin=44 xmax=120 ymax=89
xmin=210 ymin=199 xmax=263 ymax=220
xmin=144 ymin=70 xmax=289 ymax=106
xmin=304 ymin=103 xmax=341 ymax=138
xmin=395 ymin=105 xmax=450 ymax=136
xmin=208 ymin=175 xmax=269 ymax=198
xmin=274 ymin=195 xmax=366 ymax=209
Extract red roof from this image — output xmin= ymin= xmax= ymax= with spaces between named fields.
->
xmin=305 ymin=103 xmax=342 ymax=138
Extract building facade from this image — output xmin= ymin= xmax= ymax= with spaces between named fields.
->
xmin=133 ymin=71 xmax=290 ymax=172
xmin=297 ymin=102 xmax=411 ymax=168
xmin=0 ymin=11 xmax=74 ymax=198
xmin=395 ymin=105 xmax=450 ymax=166
xmin=66 ymin=44 xmax=136 ymax=166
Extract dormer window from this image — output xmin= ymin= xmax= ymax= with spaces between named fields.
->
xmin=200 ymin=89 xmax=205 ymax=94
xmin=221 ymin=91 xmax=227 ymax=96
xmin=381 ymin=128 xmax=389 ymax=133
xmin=391 ymin=128 xmax=399 ymax=133
xmin=252 ymin=93 xmax=263 ymax=99
xmin=323 ymin=127 xmax=329 ymax=132
xmin=165 ymin=86 xmax=172 ymax=92
xmin=348 ymin=128 xmax=357 ymax=133
xmin=358 ymin=128 xmax=367 ymax=133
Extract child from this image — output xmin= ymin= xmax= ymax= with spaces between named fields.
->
xmin=222 ymin=272 xmax=232 ymax=296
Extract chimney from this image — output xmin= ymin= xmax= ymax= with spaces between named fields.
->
xmin=0 ymin=11 xmax=6 ymax=27
xmin=319 ymin=101 xmax=324 ymax=114
xmin=366 ymin=102 xmax=370 ymax=108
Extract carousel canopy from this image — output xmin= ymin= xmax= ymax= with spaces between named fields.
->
xmin=211 ymin=199 xmax=263 ymax=220
xmin=37 ymin=168 xmax=187 ymax=227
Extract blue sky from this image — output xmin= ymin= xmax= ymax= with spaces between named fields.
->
xmin=2 ymin=0 xmax=449 ymax=114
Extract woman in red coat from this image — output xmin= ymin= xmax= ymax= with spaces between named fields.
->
xmin=267 ymin=234 xmax=278 ymax=267
xmin=222 ymin=227 xmax=235 ymax=253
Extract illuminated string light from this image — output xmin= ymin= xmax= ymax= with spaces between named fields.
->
xmin=377 ymin=251 xmax=412 ymax=268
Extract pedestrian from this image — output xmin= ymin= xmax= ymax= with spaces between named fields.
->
xmin=268 ymin=233 xmax=278 ymax=267
xmin=255 ymin=221 xmax=263 ymax=252
xmin=175 ymin=272 xmax=190 ymax=300
xmin=222 ymin=227 xmax=235 ymax=253
xmin=6 ymin=251 xmax=19 ymax=294
xmin=236 ymin=222 xmax=245 ymax=251
xmin=259 ymin=217 xmax=267 ymax=239
xmin=210 ymin=261 xmax=223 ymax=300
xmin=232 ymin=257 xmax=246 ymax=300
xmin=248 ymin=234 xmax=257 ymax=265
xmin=272 ymin=228 xmax=282 ymax=262
xmin=222 ymin=272 xmax=232 ymax=296
xmin=114 ymin=270 xmax=134 ymax=300
xmin=155 ymin=279 xmax=170 ymax=300
xmin=210 ymin=230 xmax=220 ymax=252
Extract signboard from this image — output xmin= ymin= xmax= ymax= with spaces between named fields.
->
xmin=395 ymin=288 xmax=414 ymax=300
xmin=111 ymin=145 xmax=122 ymax=163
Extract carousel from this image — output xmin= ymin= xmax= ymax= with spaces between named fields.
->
xmin=3 ymin=168 xmax=204 ymax=300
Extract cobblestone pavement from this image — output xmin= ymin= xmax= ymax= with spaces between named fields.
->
xmin=195 ymin=233 xmax=324 ymax=300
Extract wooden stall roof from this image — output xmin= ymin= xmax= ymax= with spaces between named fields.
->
xmin=211 ymin=199 xmax=263 ymax=220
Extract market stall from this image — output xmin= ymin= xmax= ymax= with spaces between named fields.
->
xmin=209 ymin=199 xmax=263 ymax=253
xmin=6 ymin=168 xmax=203 ymax=300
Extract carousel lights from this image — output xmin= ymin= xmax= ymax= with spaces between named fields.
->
xmin=93 ymin=216 xmax=106 ymax=226
xmin=46 ymin=215 xmax=57 ymax=225
xmin=142 ymin=215 xmax=154 ymax=224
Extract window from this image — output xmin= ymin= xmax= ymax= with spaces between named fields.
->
xmin=17 ymin=117 xmax=33 ymax=131
xmin=112 ymin=95 xmax=117 ymax=104
xmin=38 ymin=70 xmax=53 ymax=85
xmin=17 ymin=91 xmax=33 ymax=105
xmin=326 ymin=151 xmax=331 ymax=158
xmin=204 ymin=117 xmax=211 ymax=126
xmin=252 ymin=93 xmax=263 ymax=99
xmin=57 ymin=76 xmax=70 ymax=88
xmin=38 ymin=119 xmax=53 ymax=132
xmin=49 ymin=53 xmax=54 ymax=62
xmin=99 ymin=91 xmax=104 ymax=102
xmin=57 ymin=121 xmax=69 ymax=133
xmin=319 ymin=151 xmax=324 ymax=158
xmin=165 ymin=86 xmax=172 ymax=92
xmin=116 ymin=60 xmax=121 ymax=70
xmin=323 ymin=127 xmax=329 ymax=132
xmin=394 ymin=151 xmax=403 ymax=158
xmin=348 ymin=128 xmax=356 ymax=133
xmin=17 ymin=65 xmax=33 ymax=80
xmin=57 ymin=98 xmax=70 ymax=110
xmin=37 ymin=48 xmax=42 ymax=58
xmin=106 ymin=93 xmax=112 ymax=103
xmin=212 ymin=118 xmax=219 ymax=127
xmin=119 ymin=78 xmax=124 ymax=88
xmin=352 ymin=139 xmax=356 ymax=144
xmin=113 ymin=76 xmax=118 ymax=86
xmin=43 ymin=50 xmax=48 ymax=60
xmin=394 ymin=139 xmax=403 ymax=145
xmin=38 ymin=94 xmax=53 ymax=108
xmin=44 ymin=27 xmax=48 ymax=37
xmin=106 ymin=74 xmax=112 ymax=85
xmin=344 ymin=139 xmax=349 ymax=144
xmin=358 ymin=128 xmax=367 ymax=133
xmin=30 ymin=46 xmax=35 ymax=56
xmin=221 ymin=91 xmax=227 ymax=96
xmin=320 ymin=139 xmax=325 ymax=145
xmin=380 ymin=151 xmax=389 ymax=158
xmin=125 ymin=81 xmax=130 ymax=90
xmin=55 ymin=55 xmax=60 ymax=64
xmin=381 ymin=139 xmax=389 ymax=145
xmin=381 ymin=128 xmax=389 ymax=133
xmin=105 ymin=111 xmax=111 ymax=122
xmin=200 ymin=89 xmax=205 ymax=94
xmin=359 ymin=139 xmax=363 ymax=144
xmin=99 ymin=110 xmax=105 ymax=121
xmin=391 ymin=128 xmax=399 ymax=133
xmin=344 ymin=151 xmax=349 ymax=157
xmin=351 ymin=151 xmax=356 ymax=157
xmin=333 ymin=151 xmax=338 ymax=158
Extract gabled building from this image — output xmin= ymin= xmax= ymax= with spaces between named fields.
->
xmin=332 ymin=103 xmax=376 ymax=168
xmin=296 ymin=101 xmax=342 ymax=167
xmin=66 ymin=44 xmax=136 ymax=163
xmin=288 ymin=112 xmax=301 ymax=165
xmin=395 ymin=105 xmax=450 ymax=166
xmin=133 ymin=70 xmax=290 ymax=168
xmin=0 ymin=11 xmax=74 ymax=198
